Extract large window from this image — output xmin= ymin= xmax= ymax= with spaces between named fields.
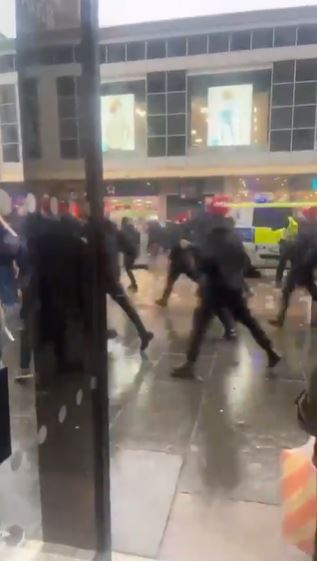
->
xmin=270 ymin=58 xmax=317 ymax=152
xmin=0 ymin=84 xmax=20 ymax=162
xmin=57 ymin=76 xmax=81 ymax=159
xmin=147 ymin=71 xmax=186 ymax=157
xmin=189 ymin=70 xmax=271 ymax=151
xmin=101 ymin=80 xmax=146 ymax=157
xmin=20 ymin=78 xmax=41 ymax=159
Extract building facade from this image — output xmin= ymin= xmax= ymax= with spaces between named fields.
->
xmin=1 ymin=6 xmax=317 ymax=219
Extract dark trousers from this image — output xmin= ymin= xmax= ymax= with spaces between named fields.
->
xmin=278 ymin=268 xmax=317 ymax=325
xmin=124 ymin=256 xmax=138 ymax=289
xmin=109 ymin=282 xmax=147 ymax=339
xmin=187 ymin=288 xmax=273 ymax=363
xmin=160 ymin=268 xmax=235 ymax=336
xmin=276 ymin=240 xmax=290 ymax=284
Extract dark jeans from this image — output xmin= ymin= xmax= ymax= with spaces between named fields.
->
xmin=278 ymin=268 xmax=317 ymax=325
xmin=124 ymin=255 xmax=137 ymax=289
xmin=276 ymin=240 xmax=290 ymax=284
xmin=109 ymin=282 xmax=147 ymax=339
xmin=187 ymin=288 xmax=273 ymax=363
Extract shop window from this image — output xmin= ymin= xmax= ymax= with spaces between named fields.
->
xmin=167 ymin=38 xmax=187 ymax=57
xmin=230 ymin=31 xmax=251 ymax=51
xmin=274 ymin=26 xmax=297 ymax=47
xmin=127 ymin=42 xmax=145 ymax=61
xmin=295 ymin=82 xmax=317 ymax=105
xmin=271 ymin=107 xmax=293 ymax=130
xmin=293 ymin=105 xmax=316 ymax=128
xmin=270 ymin=130 xmax=291 ymax=151
xmin=297 ymin=25 xmax=317 ymax=45
xmin=107 ymin=43 xmax=126 ymax=63
xmin=188 ymin=35 xmax=208 ymax=55
xmin=292 ymin=128 xmax=315 ymax=151
xmin=148 ymin=136 xmax=166 ymax=157
xmin=252 ymin=28 xmax=273 ymax=49
xmin=148 ymin=115 xmax=166 ymax=136
xmin=296 ymin=59 xmax=317 ymax=82
xmin=272 ymin=83 xmax=294 ymax=106
xmin=167 ymin=114 xmax=186 ymax=136
xmin=209 ymin=33 xmax=229 ymax=53
xmin=147 ymin=40 xmax=166 ymax=59
xmin=147 ymin=93 xmax=166 ymax=115
xmin=167 ymin=92 xmax=186 ymax=114
xmin=167 ymin=71 xmax=186 ymax=92
xmin=167 ymin=136 xmax=186 ymax=156
xmin=147 ymin=72 xmax=166 ymax=94
xmin=273 ymin=60 xmax=295 ymax=84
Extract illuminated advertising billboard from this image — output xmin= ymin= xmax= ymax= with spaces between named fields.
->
xmin=101 ymin=94 xmax=135 ymax=152
xmin=207 ymin=84 xmax=253 ymax=147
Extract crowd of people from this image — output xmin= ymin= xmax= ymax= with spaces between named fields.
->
xmin=0 ymin=203 xmax=317 ymax=384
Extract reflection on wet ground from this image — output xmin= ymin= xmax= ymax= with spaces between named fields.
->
xmin=0 ymin=263 xmax=312 ymax=560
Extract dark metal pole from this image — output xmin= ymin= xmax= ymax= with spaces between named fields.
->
xmin=80 ymin=1 xmax=111 ymax=559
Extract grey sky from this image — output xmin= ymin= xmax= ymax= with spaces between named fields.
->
xmin=0 ymin=1 xmax=316 ymax=38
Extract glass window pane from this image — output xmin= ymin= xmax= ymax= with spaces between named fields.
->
xmin=54 ymin=46 xmax=74 ymax=64
xmin=292 ymin=128 xmax=315 ymax=150
xmin=167 ymin=136 xmax=186 ymax=156
xmin=99 ymin=45 xmax=106 ymax=63
xmin=147 ymin=93 xmax=166 ymax=115
xmin=271 ymin=107 xmax=293 ymax=129
xmin=231 ymin=31 xmax=251 ymax=51
xmin=147 ymin=72 xmax=166 ymax=94
xmin=296 ymin=59 xmax=317 ymax=82
xmin=274 ymin=26 xmax=297 ymax=47
xmin=295 ymin=82 xmax=317 ymax=105
xmin=293 ymin=105 xmax=316 ymax=128
xmin=1 ymin=124 xmax=18 ymax=143
xmin=147 ymin=40 xmax=166 ymax=59
xmin=167 ymin=92 xmax=186 ymax=114
xmin=188 ymin=35 xmax=207 ymax=55
xmin=0 ymin=55 xmax=15 ymax=73
xmin=0 ymin=84 xmax=16 ymax=104
xmin=252 ymin=28 xmax=273 ymax=49
xmin=0 ymin=104 xmax=17 ymax=124
xmin=107 ymin=43 xmax=126 ymax=63
xmin=297 ymin=25 xmax=317 ymax=45
xmin=273 ymin=60 xmax=295 ymax=83
xmin=57 ymin=77 xmax=75 ymax=96
xmin=167 ymin=38 xmax=187 ymax=57
xmin=2 ymin=143 xmax=19 ymax=162
xmin=58 ymin=96 xmax=76 ymax=119
xmin=270 ymin=130 xmax=291 ymax=151
xmin=148 ymin=115 xmax=166 ymax=136
xmin=209 ymin=33 xmax=229 ymax=53
xmin=127 ymin=42 xmax=145 ymax=61
xmin=60 ymin=139 xmax=79 ymax=158
xmin=148 ymin=136 xmax=166 ymax=156
xmin=272 ymin=83 xmax=294 ymax=106
xmin=60 ymin=119 xmax=78 ymax=139
xmin=168 ymin=114 xmax=186 ymax=135
xmin=167 ymin=71 xmax=186 ymax=92
xmin=38 ymin=47 xmax=54 ymax=64
xmin=21 ymin=78 xmax=37 ymax=97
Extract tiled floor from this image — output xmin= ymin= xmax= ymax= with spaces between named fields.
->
xmin=0 ymin=265 xmax=313 ymax=560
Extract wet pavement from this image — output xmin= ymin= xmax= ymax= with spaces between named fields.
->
xmin=0 ymin=262 xmax=313 ymax=560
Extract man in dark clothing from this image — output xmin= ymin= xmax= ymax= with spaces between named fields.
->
xmin=103 ymin=218 xmax=153 ymax=351
xmin=270 ymin=229 xmax=317 ymax=327
xmin=172 ymin=226 xmax=280 ymax=379
xmin=156 ymin=239 xmax=237 ymax=340
xmin=121 ymin=217 xmax=141 ymax=292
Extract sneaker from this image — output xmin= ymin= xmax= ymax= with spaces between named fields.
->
xmin=267 ymin=350 xmax=281 ymax=369
xmin=140 ymin=331 xmax=154 ymax=352
xmin=171 ymin=362 xmax=196 ymax=380
xmin=15 ymin=368 xmax=34 ymax=382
